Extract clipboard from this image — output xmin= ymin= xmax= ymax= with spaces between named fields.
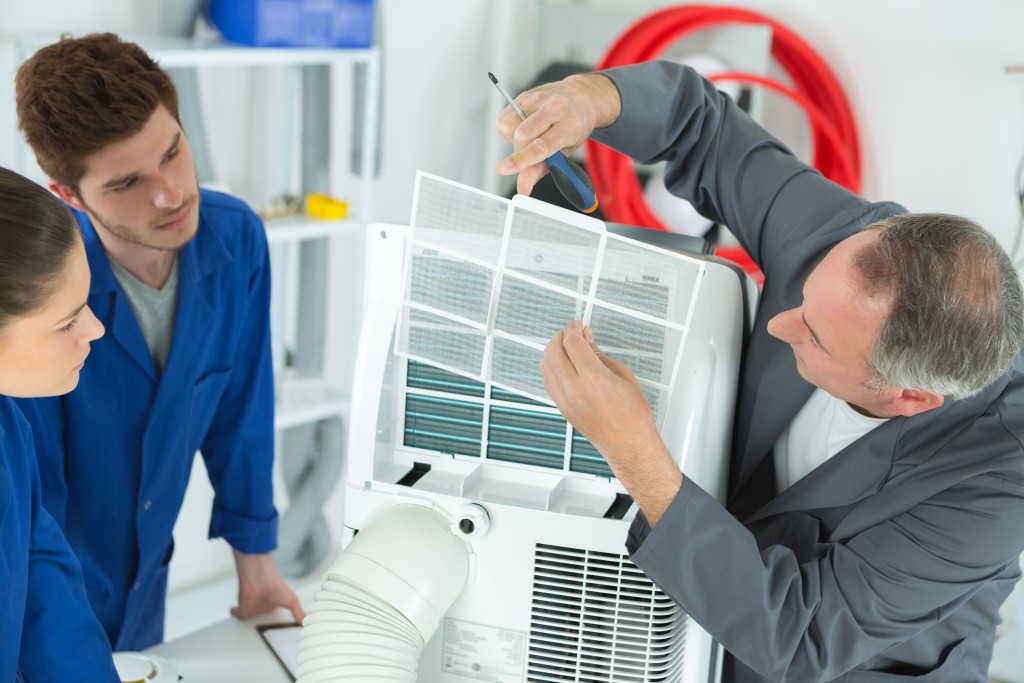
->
xmin=257 ymin=622 xmax=302 ymax=681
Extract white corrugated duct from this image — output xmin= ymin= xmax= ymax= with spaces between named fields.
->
xmin=295 ymin=503 xmax=471 ymax=681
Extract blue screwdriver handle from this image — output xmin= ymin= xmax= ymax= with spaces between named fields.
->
xmin=545 ymin=151 xmax=599 ymax=214
xmin=488 ymin=72 xmax=600 ymax=214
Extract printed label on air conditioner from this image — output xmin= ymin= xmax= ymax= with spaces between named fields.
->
xmin=441 ymin=617 xmax=526 ymax=683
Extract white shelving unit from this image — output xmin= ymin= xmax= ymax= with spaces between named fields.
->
xmin=264 ymin=214 xmax=362 ymax=244
xmin=150 ymin=38 xmax=377 ymax=603
xmin=8 ymin=34 xmax=379 ymax=396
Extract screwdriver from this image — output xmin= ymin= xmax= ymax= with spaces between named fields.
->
xmin=488 ymin=72 xmax=599 ymax=214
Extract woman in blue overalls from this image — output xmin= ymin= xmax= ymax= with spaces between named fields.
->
xmin=0 ymin=167 xmax=117 ymax=681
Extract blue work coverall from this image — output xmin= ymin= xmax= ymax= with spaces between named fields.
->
xmin=18 ymin=188 xmax=278 ymax=651
xmin=0 ymin=396 xmax=118 ymax=680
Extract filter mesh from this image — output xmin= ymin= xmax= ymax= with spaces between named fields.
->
xmin=491 ymin=337 xmax=549 ymax=403
xmin=494 ymin=277 xmax=584 ymax=345
xmin=506 ymin=207 xmax=602 ymax=289
xmin=598 ymin=236 xmax=700 ymax=319
xmin=413 ymin=174 xmax=507 ymax=263
xmin=407 ymin=249 xmax=493 ymax=325
xmin=588 ymin=305 xmax=683 ymax=386
xmin=398 ymin=173 xmax=703 ymax=430
xmin=398 ymin=307 xmax=486 ymax=378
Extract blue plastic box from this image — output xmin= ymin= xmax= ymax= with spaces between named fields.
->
xmin=207 ymin=0 xmax=374 ymax=48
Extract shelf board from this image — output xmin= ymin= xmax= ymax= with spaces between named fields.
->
xmin=148 ymin=38 xmax=378 ymax=68
xmin=275 ymin=379 xmax=350 ymax=430
xmin=8 ymin=36 xmax=378 ymax=68
xmin=263 ymin=215 xmax=363 ymax=244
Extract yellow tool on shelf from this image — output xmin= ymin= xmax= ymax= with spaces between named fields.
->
xmin=305 ymin=193 xmax=349 ymax=220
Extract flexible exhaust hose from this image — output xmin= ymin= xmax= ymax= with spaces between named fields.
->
xmin=295 ymin=504 xmax=471 ymax=681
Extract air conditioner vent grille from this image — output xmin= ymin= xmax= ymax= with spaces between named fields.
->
xmin=527 ymin=544 xmax=687 ymax=682
xmin=402 ymin=360 xmax=615 ymax=478
xmin=404 ymin=394 xmax=482 ymax=457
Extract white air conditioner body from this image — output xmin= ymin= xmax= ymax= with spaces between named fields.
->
xmin=333 ymin=187 xmax=752 ymax=683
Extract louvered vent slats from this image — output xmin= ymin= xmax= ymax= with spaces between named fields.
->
xmin=527 ymin=544 xmax=687 ymax=682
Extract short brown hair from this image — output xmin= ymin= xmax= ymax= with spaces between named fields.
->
xmin=15 ymin=33 xmax=179 ymax=189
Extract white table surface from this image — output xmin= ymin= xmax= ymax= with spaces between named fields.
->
xmin=146 ymin=606 xmax=298 ymax=682
xmin=147 ymin=579 xmax=320 ymax=682
xmin=148 ymin=610 xmax=1024 ymax=683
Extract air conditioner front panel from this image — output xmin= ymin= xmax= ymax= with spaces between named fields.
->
xmin=338 ymin=197 xmax=750 ymax=683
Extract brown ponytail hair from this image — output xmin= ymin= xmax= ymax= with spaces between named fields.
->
xmin=0 ymin=167 xmax=81 ymax=330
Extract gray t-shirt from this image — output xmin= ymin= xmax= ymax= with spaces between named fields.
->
xmin=109 ymin=256 xmax=180 ymax=373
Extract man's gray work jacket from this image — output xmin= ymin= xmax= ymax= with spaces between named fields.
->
xmin=592 ymin=61 xmax=1024 ymax=683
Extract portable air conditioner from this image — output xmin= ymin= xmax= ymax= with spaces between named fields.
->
xmin=296 ymin=175 xmax=755 ymax=683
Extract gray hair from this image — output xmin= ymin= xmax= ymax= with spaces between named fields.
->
xmin=853 ymin=213 xmax=1024 ymax=400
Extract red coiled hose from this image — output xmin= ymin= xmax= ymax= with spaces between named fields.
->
xmin=585 ymin=5 xmax=862 ymax=278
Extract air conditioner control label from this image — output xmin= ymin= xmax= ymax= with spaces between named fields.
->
xmin=441 ymin=617 xmax=526 ymax=682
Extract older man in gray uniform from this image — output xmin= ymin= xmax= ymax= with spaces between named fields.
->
xmin=496 ymin=61 xmax=1024 ymax=682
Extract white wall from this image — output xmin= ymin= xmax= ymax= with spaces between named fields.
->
xmin=0 ymin=0 xmax=204 ymax=166
xmin=0 ymin=0 xmax=132 ymax=38
xmin=734 ymin=0 xmax=1024 ymax=255
xmin=0 ymin=0 xmax=193 ymax=35
xmin=8 ymin=0 xmax=1020 ymax=247
xmin=366 ymin=0 xmax=500 ymax=219
xmin=368 ymin=0 xmax=1024 ymax=260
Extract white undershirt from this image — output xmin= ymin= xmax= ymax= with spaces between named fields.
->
xmin=774 ymin=388 xmax=888 ymax=492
